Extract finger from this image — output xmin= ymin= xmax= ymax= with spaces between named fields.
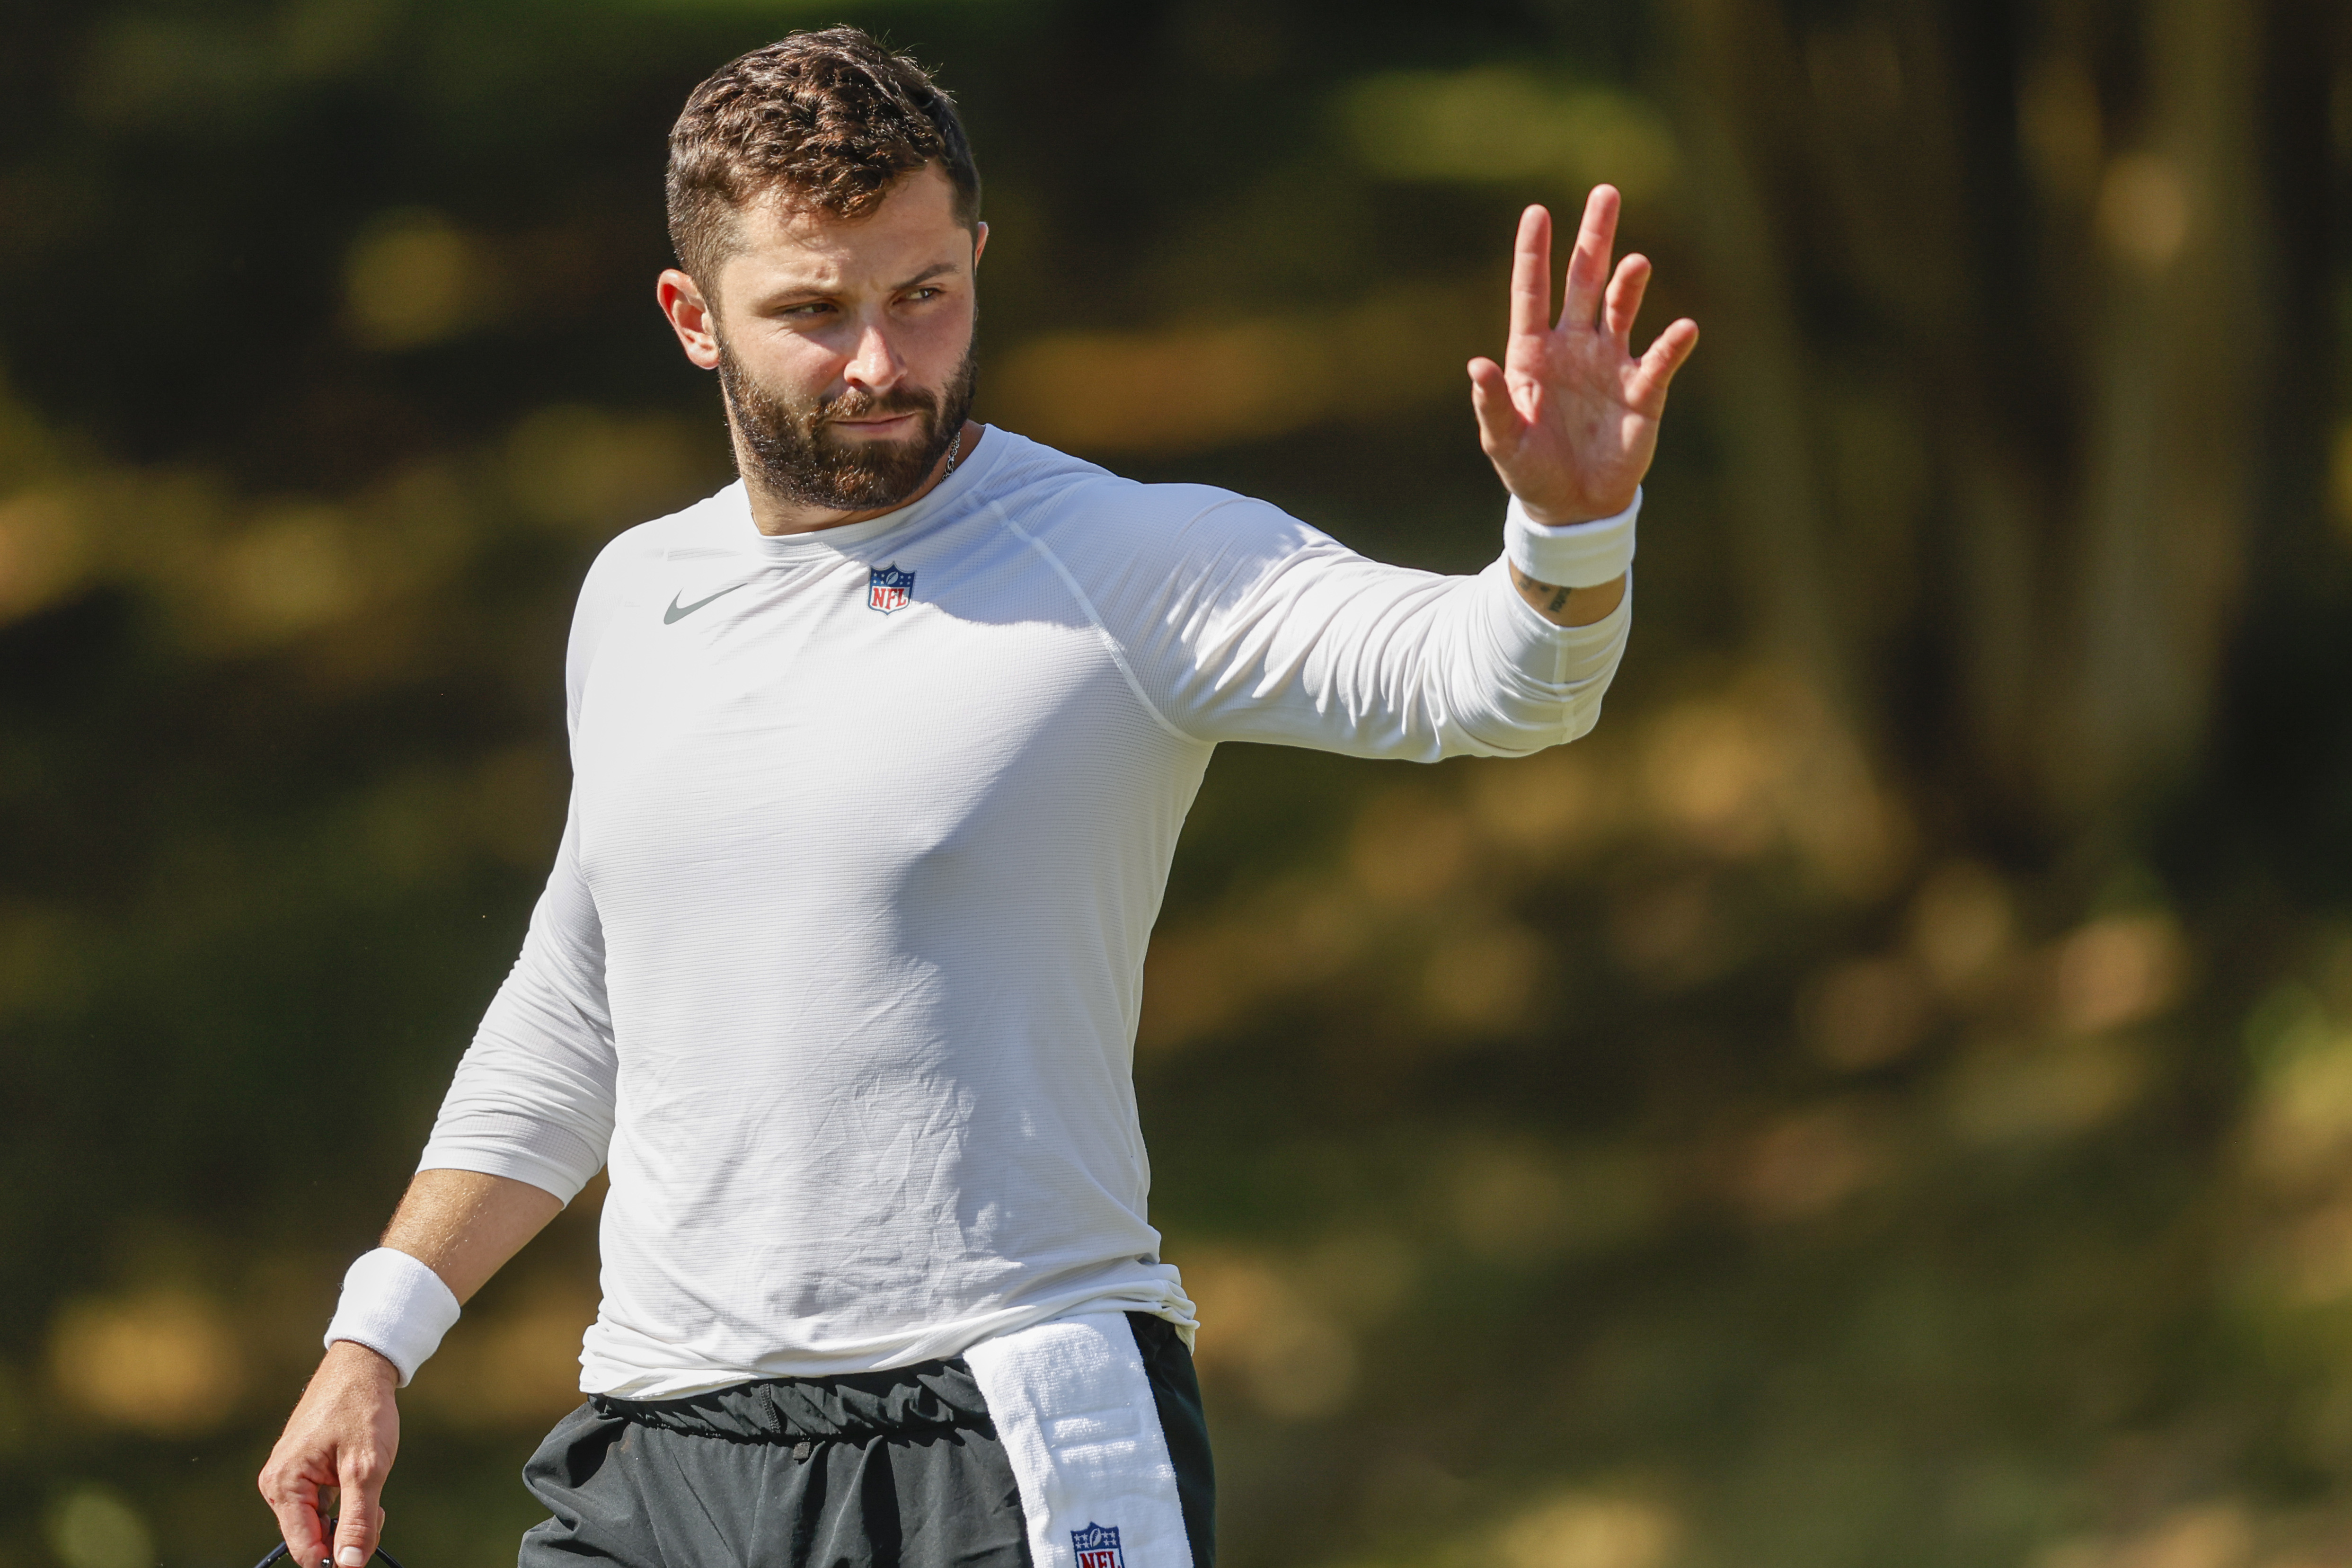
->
xmin=1468 ymin=357 xmax=1526 ymax=456
xmin=1627 ymin=318 xmax=1701 ymax=411
xmin=260 ymin=1457 xmax=331 ymax=1568
xmin=1603 ymin=254 xmax=1653 ymax=346
xmin=264 ymin=1492 xmax=325 ymax=1568
xmin=1506 ymin=205 xmax=1553 ymax=342
xmin=1560 ymin=185 xmax=1621 ymax=332
xmin=333 ymin=1454 xmax=389 ymax=1568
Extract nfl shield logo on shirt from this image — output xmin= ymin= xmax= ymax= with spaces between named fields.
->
xmin=868 ymin=562 xmax=916 ymax=614
xmin=1071 ymin=1524 xmax=1125 ymax=1568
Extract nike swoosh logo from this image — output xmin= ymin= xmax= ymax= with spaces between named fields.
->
xmin=663 ymin=583 xmax=748 ymax=624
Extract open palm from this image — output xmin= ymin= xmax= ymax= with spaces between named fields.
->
xmin=1469 ymin=186 xmax=1699 ymax=527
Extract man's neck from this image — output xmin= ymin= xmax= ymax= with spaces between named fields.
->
xmin=742 ymin=421 xmax=986 ymax=538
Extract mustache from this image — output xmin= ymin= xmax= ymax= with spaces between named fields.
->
xmin=814 ymin=383 xmax=939 ymax=427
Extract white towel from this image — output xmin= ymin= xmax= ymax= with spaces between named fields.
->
xmin=964 ymin=1311 xmax=1195 ymax=1568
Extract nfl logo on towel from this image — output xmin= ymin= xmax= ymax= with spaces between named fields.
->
xmin=868 ymin=563 xmax=916 ymax=614
xmin=1071 ymin=1524 xmax=1125 ymax=1568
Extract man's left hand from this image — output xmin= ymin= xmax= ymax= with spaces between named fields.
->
xmin=1469 ymin=185 xmax=1699 ymax=527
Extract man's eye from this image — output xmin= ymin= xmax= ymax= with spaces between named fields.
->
xmin=783 ymin=302 xmax=833 ymax=318
xmin=906 ymin=287 xmax=942 ymax=302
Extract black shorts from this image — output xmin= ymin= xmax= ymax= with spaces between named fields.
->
xmin=518 ymin=1313 xmax=1213 ymax=1568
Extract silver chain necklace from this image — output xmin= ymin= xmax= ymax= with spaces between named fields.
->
xmin=945 ymin=427 xmax=964 ymax=475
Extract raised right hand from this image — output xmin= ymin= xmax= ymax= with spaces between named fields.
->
xmin=1467 ymin=185 xmax=1698 ymax=528
xmin=258 ymin=1341 xmax=401 ymax=1568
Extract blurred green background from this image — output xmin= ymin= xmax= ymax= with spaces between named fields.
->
xmin=4 ymin=1 xmax=2350 ymax=1566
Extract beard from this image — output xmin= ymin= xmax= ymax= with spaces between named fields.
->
xmin=716 ymin=336 xmax=980 ymax=513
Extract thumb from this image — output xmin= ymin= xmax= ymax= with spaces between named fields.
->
xmin=1467 ymin=358 xmax=1524 ymax=458
xmin=331 ymin=1471 xmax=384 ymax=1568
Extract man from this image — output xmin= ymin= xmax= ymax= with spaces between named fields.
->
xmin=259 ymin=27 xmax=1695 ymax=1568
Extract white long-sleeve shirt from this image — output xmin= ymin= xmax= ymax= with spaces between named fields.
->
xmin=419 ymin=426 xmax=1630 ymax=1396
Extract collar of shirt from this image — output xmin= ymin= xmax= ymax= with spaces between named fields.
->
xmin=735 ymin=425 xmax=1011 ymax=563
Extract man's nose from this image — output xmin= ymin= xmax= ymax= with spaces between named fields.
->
xmin=843 ymin=322 xmax=904 ymax=392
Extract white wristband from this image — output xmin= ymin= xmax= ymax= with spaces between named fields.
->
xmin=323 ymin=1247 xmax=461 ymax=1387
xmin=1503 ymin=488 xmax=1640 ymax=588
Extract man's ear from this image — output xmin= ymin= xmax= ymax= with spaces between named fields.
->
xmin=657 ymin=269 xmax=722 ymax=370
xmin=973 ymin=222 xmax=989 ymax=268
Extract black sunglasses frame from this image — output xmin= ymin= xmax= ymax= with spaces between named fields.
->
xmin=250 ymin=1521 xmax=403 ymax=1568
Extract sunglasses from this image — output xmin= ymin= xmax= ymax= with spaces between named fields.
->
xmin=250 ymin=1523 xmax=404 ymax=1568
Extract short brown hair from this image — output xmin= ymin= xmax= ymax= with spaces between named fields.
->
xmin=666 ymin=28 xmax=982 ymax=289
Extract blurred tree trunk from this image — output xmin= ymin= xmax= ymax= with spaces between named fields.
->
xmin=1665 ymin=0 xmax=1848 ymax=714
xmin=2061 ymin=0 xmax=2265 ymax=811
xmin=1665 ymin=0 xmax=2284 ymax=836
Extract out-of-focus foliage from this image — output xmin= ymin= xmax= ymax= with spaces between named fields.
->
xmin=1 ymin=3 xmax=2349 ymax=1568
